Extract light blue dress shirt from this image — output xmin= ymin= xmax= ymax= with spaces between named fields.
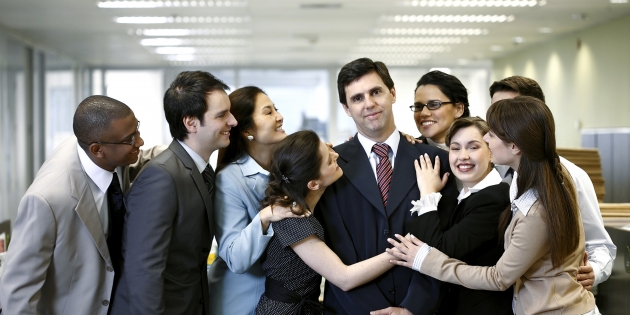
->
xmin=208 ymin=154 xmax=274 ymax=315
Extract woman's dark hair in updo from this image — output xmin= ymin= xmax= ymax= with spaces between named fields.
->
xmin=487 ymin=96 xmax=580 ymax=269
xmin=260 ymin=130 xmax=322 ymax=216
xmin=217 ymin=86 xmax=266 ymax=172
xmin=415 ymin=70 xmax=470 ymax=118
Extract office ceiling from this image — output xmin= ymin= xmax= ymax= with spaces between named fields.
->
xmin=0 ymin=0 xmax=629 ymax=67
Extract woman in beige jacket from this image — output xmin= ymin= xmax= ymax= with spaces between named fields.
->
xmin=386 ymin=96 xmax=598 ymax=315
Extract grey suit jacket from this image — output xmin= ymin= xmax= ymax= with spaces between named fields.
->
xmin=0 ymin=137 xmax=160 ymax=315
xmin=110 ymin=140 xmax=214 ymax=315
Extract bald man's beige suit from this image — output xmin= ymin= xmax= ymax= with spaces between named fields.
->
xmin=0 ymin=138 xmax=161 ymax=315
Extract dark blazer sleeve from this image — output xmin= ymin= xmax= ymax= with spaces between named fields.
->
xmin=406 ymin=183 xmax=510 ymax=259
xmin=400 ymin=144 xmax=455 ymax=314
xmin=122 ymin=164 xmax=178 ymax=315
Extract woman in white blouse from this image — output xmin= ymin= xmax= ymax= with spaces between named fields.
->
xmin=388 ymin=96 xmax=598 ymax=315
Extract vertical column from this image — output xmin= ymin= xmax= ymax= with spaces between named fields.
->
xmin=327 ymin=67 xmax=338 ymax=145
xmin=32 ymin=50 xmax=46 ymax=172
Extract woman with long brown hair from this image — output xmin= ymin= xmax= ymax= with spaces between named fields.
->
xmin=388 ymin=96 xmax=598 ymax=314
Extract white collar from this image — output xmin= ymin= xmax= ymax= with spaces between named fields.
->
xmin=509 ymin=171 xmax=539 ymax=216
xmin=177 ymin=139 xmax=208 ymax=174
xmin=76 ymin=143 xmax=115 ymax=194
xmin=357 ymin=129 xmax=400 ymax=159
xmin=457 ymin=168 xmax=503 ymax=203
xmin=237 ymin=154 xmax=269 ymax=177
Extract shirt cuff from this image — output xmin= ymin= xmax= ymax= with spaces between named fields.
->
xmin=409 ymin=192 xmax=442 ymax=216
xmin=591 ymin=261 xmax=603 ymax=287
xmin=412 ymin=244 xmax=432 ymax=272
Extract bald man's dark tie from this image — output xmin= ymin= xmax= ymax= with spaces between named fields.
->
xmin=107 ymin=172 xmax=125 ymax=273
xmin=202 ymin=164 xmax=215 ymax=196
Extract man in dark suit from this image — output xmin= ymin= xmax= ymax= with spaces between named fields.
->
xmin=315 ymin=58 xmax=458 ymax=315
xmin=109 ymin=71 xmax=237 ymax=315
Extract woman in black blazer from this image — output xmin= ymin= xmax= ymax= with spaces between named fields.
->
xmin=406 ymin=117 xmax=513 ymax=315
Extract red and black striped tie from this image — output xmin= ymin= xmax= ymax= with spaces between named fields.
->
xmin=372 ymin=143 xmax=392 ymax=207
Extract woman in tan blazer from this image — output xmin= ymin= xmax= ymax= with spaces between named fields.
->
xmin=387 ymin=96 xmax=598 ymax=315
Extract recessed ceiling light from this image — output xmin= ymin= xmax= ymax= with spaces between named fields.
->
xmin=610 ymin=0 xmax=628 ymax=3
xmin=98 ymin=0 xmax=248 ymax=8
xmin=359 ymin=37 xmax=467 ymax=45
xmin=398 ymin=0 xmax=538 ymax=7
xmin=374 ymin=28 xmax=489 ymax=36
xmin=490 ymin=45 xmax=504 ymax=52
xmin=116 ymin=16 xmax=250 ymax=24
xmin=140 ymin=38 xmax=248 ymax=46
xmin=512 ymin=36 xmax=524 ymax=44
xmin=538 ymin=27 xmax=552 ymax=33
xmin=349 ymin=53 xmax=432 ymax=60
xmin=384 ymin=15 xmax=514 ymax=23
xmin=136 ymin=28 xmax=252 ymax=36
xmin=357 ymin=45 xmax=450 ymax=53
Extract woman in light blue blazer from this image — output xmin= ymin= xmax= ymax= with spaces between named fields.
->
xmin=208 ymin=86 xmax=297 ymax=315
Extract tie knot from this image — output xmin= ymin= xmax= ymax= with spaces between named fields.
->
xmin=372 ymin=143 xmax=390 ymax=158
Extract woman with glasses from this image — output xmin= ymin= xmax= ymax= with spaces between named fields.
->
xmin=410 ymin=70 xmax=470 ymax=150
xmin=208 ymin=86 xmax=299 ymax=315
xmin=389 ymin=97 xmax=597 ymax=315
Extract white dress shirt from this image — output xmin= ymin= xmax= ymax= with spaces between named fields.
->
xmin=177 ymin=139 xmax=209 ymax=173
xmin=496 ymin=157 xmax=616 ymax=286
xmin=357 ymin=129 xmax=400 ymax=180
xmin=76 ymin=144 xmax=123 ymax=239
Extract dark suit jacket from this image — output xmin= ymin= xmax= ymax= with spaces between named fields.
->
xmin=110 ymin=140 xmax=214 ymax=315
xmin=406 ymin=183 xmax=513 ymax=315
xmin=315 ymin=133 xmax=458 ymax=315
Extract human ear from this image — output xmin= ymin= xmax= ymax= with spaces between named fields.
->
xmin=183 ymin=116 xmax=197 ymax=133
xmin=455 ymin=103 xmax=465 ymax=118
xmin=89 ymin=143 xmax=104 ymax=158
xmin=390 ymin=86 xmax=397 ymax=103
xmin=509 ymin=143 xmax=521 ymax=155
xmin=342 ymin=104 xmax=351 ymax=117
xmin=307 ymin=180 xmax=320 ymax=191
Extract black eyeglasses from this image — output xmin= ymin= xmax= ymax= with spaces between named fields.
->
xmin=93 ymin=121 xmax=141 ymax=146
xmin=410 ymin=100 xmax=455 ymax=112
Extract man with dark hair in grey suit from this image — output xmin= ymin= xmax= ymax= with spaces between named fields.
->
xmin=110 ymin=71 xmax=237 ymax=315
xmin=0 ymin=95 xmax=160 ymax=315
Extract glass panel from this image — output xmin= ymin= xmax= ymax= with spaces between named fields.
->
xmin=105 ymin=70 xmax=167 ymax=148
xmin=45 ymin=52 xmax=75 ymax=156
xmin=237 ymin=69 xmax=330 ymax=141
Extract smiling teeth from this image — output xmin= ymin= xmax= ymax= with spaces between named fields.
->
xmin=220 ymin=131 xmax=229 ymax=135
xmin=422 ymin=121 xmax=436 ymax=126
xmin=458 ymin=165 xmax=473 ymax=169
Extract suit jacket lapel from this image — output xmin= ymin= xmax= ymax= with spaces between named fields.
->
xmin=386 ymin=136 xmax=418 ymax=216
xmin=67 ymin=142 xmax=113 ymax=267
xmin=338 ymin=136 xmax=387 ymax=218
xmin=169 ymin=140 xmax=214 ymax=228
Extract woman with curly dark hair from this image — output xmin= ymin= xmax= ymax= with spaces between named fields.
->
xmin=255 ymin=130 xmax=395 ymax=315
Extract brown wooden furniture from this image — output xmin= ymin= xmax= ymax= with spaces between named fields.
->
xmin=557 ymin=147 xmax=630 ymax=218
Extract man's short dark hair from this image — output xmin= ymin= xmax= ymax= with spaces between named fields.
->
xmin=73 ymin=95 xmax=132 ymax=149
xmin=489 ymin=75 xmax=545 ymax=103
xmin=416 ymin=70 xmax=470 ymax=118
xmin=164 ymin=71 xmax=230 ymax=141
xmin=337 ymin=58 xmax=394 ymax=105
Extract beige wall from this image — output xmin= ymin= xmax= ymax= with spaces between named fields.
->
xmin=492 ymin=14 xmax=630 ymax=148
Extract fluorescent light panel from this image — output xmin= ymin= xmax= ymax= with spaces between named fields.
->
xmin=98 ymin=0 xmax=248 ymax=8
xmin=374 ymin=28 xmax=489 ymax=36
xmin=154 ymin=46 xmax=245 ymax=54
xmin=359 ymin=37 xmax=468 ymax=45
xmin=349 ymin=53 xmax=432 ymax=60
xmin=136 ymin=28 xmax=252 ymax=36
xmin=357 ymin=46 xmax=451 ymax=53
xmin=398 ymin=0 xmax=538 ymax=7
xmin=116 ymin=16 xmax=250 ymax=24
xmin=141 ymin=38 xmax=248 ymax=46
xmin=383 ymin=15 xmax=514 ymax=23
